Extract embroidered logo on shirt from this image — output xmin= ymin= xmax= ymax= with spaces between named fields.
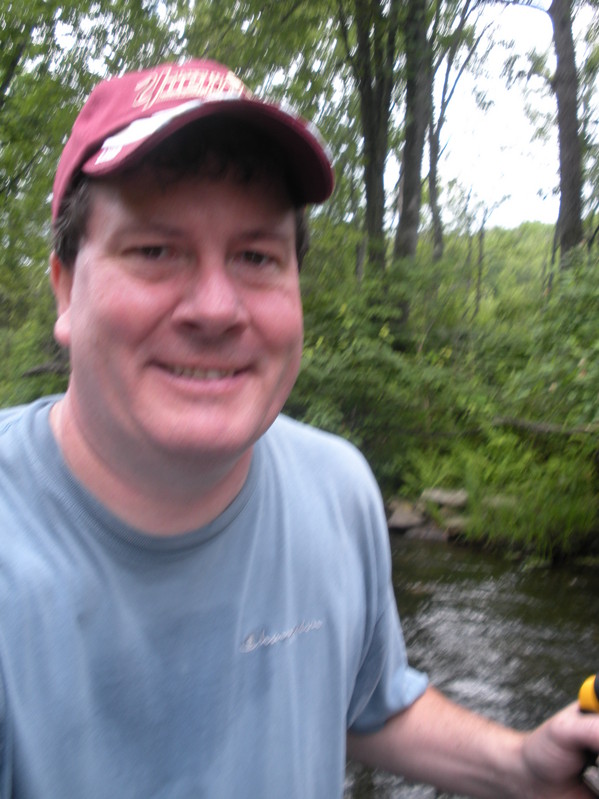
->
xmin=240 ymin=620 xmax=323 ymax=653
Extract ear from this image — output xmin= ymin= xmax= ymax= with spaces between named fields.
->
xmin=50 ymin=251 xmax=74 ymax=348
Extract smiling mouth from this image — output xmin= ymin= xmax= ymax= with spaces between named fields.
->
xmin=166 ymin=365 xmax=239 ymax=380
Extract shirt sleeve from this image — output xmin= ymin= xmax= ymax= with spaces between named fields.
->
xmin=347 ymin=580 xmax=428 ymax=733
xmin=346 ymin=473 xmax=428 ymax=734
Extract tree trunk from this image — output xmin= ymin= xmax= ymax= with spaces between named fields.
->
xmin=361 ymin=100 xmax=389 ymax=269
xmin=548 ymin=0 xmax=583 ymax=259
xmin=394 ymin=0 xmax=432 ymax=259
xmin=428 ymin=114 xmax=444 ymax=260
xmin=474 ymin=211 xmax=488 ymax=319
xmin=338 ymin=0 xmax=401 ymax=272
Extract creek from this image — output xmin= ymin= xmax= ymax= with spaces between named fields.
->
xmin=344 ymin=536 xmax=599 ymax=798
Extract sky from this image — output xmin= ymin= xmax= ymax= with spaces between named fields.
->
xmin=438 ymin=3 xmax=561 ymax=229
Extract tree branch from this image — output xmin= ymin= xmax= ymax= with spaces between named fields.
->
xmin=0 ymin=40 xmax=28 ymax=115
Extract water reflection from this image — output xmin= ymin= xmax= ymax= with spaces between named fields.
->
xmin=345 ymin=537 xmax=599 ymax=798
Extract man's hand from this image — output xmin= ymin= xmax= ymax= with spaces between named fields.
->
xmin=519 ymin=701 xmax=599 ymax=798
xmin=347 ymin=687 xmax=599 ymax=798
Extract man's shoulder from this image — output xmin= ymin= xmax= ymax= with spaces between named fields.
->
xmin=269 ymin=413 xmax=363 ymax=455
xmin=0 ymin=395 xmax=58 ymax=465
xmin=0 ymin=395 xmax=56 ymax=434
xmin=0 ymin=402 xmax=28 ymax=433
xmin=265 ymin=414 xmax=376 ymax=485
xmin=261 ymin=416 xmax=388 ymax=553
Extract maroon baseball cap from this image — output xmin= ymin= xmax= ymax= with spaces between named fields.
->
xmin=52 ymin=59 xmax=335 ymax=221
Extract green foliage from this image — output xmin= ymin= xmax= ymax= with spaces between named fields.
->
xmin=285 ymin=216 xmax=599 ymax=559
xmin=469 ymin=436 xmax=597 ymax=561
xmin=0 ymin=280 xmax=67 ymax=407
xmin=288 ymin=228 xmax=491 ymax=494
xmin=406 ymin=429 xmax=598 ymax=561
xmin=498 ymin=248 xmax=599 ymax=428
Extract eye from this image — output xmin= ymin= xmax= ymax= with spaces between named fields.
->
xmin=136 ymin=245 xmax=176 ymax=260
xmin=238 ymin=250 xmax=274 ymax=267
xmin=230 ymin=243 xmax=295 ymax=286
xmin=121 ymin=241 xmax=191 ymax=281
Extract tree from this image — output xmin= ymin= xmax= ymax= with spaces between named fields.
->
xmin=579 ymin=6 xmax=599 ymax=247
xmin=501 ymin=0 xmax=584 ymax=259
xmin=547 ymin=0 xmax=584 ymax=258
xmin=391 ymin=0 xmax=490 ymax=262
xmin=393 ymin=0 xmax=432 ymax=260
xmin=427 ymin=0 xmax=491 ymax=261
xmin=337 ymin=0 xmax=403 ymax=271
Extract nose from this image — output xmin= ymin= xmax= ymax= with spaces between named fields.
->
xmin=172 ymin=257 xmax=249 ymax=334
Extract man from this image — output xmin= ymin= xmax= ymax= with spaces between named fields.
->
xmin=0 ymin=58 xmax=597 ymax=798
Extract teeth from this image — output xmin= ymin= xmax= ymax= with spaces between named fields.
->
xmin=169 ymin=366 xmax=235 ymax=380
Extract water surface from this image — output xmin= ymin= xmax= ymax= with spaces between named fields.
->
xmin=345 ymin=537 xmax=599 ymax=797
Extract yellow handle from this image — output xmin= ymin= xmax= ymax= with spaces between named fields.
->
xmin=579 ymin=675 xmax=599 ymax=712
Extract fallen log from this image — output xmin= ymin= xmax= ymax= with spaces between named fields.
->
xmin=493 ymin=416 xmax=599 ymax=436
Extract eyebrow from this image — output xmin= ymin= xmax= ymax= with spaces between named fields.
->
xmin=234 ymin=225 xmax=295 ymax=244
xmin=111 ymin=220 xmax=188 ymax=239
xmin=113 ymin=220 xmax=296 ymax=248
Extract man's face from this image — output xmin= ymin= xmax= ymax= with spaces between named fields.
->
xmin=51 ymin=168 xmax=303 ymax=471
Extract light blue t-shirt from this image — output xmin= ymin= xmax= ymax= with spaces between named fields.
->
xmin=0 ymin=397 xmax=427 ymax=798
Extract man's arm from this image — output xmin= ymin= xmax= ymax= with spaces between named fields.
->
xmin=347 ymin=685 xmax=599 ymax=798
